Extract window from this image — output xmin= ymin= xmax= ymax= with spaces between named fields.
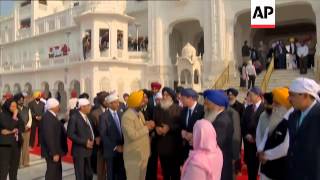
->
xmin=194 ymin=70 xmax=199 ymax=84
xmin=21 ymin=0 xmax=31 ymax=7
xmin=39 ymin=0 xmax=47 ymax=5
xmin=99 ymin=29 xmax=109 ymax=56
xmin=117 ymin=30 xmax=124 ymax=49
xmin=20 ymin=18 xmax=31 ymax=29
xmin=74 ymin=1 xmax=79 ymax=7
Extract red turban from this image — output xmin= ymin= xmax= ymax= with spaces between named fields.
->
xmin=151 ymin=82 xmax=162 ymax=90
xmin=3 ymin=93 xmax=13 ymax=100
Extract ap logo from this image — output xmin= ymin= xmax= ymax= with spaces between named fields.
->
xmin=251 ymin=0 xmax=275 ymax=28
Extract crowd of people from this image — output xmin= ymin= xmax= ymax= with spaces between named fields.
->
xmin=0 ymin=78 xmax=320 ymax=180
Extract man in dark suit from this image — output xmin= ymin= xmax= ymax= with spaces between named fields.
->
xmin=67 ymin=98 xmax=95 ymax=180
xmin=287 ymin=78 xmax=320 ymax=180
xmin=89 ymin=91 xmax=108 ymax=180
xmin=40 ymin=98 xmax=68 ymax=180
xmin=99 ymin=93 xmax=126 ymax=180
xmin=180 ymin=88 xmax=204 ymax=163
xmin=242 ymin=87 xmax=265 ymax=180
xmin=29 ymin=91 xmax=45 ymax=147
xmin=119 ymin=93 xmax=129 ymax=113
xmin=203 ymin=90 xmax=234 ymax=180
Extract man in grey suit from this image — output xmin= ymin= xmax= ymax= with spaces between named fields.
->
xmin=67 ymin=98 xmax=95 ymax=180
xmin=99 ymin=93 xmax=126 ymax=180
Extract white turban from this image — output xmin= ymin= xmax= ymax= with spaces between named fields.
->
xmin=155 ymin=92 xmax=162 ymax=99
xmin=289 ymin=77 xmax=320 ymax=101
xmin=78 ymin=98 xmax=90 ymax=107
xmin=106 ymin=93 xmax=119 ymax=103
xmin=46 ymin=98 xmax=59 ymax=110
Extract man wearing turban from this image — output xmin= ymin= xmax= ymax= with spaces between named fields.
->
xmin=28 ymin=91 xmax=45 ymax=148
xmin=40 ymin=98 xmax=68 ymax=180
xmin=153 ymin=87 xmax=182 ymax=180
xmin=256 ymin=87 xmax=293 ymax=180
xmin=203 ymin=90 xmax=234 ymax=180
xmin=287 ymin=78 xmax=320 ymax=180
xmin=121 ymin=90 xmax=155 ymax=180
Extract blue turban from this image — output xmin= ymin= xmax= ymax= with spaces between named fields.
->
xmin=181 ymin=88 xmax=198 ymax=99
xmin=203 ymin=90 xmax=229 ymax=108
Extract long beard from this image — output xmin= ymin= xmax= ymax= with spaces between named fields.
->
xmin=160 ymin=99 xmax=173 ymax=110
xmin=204 ymin=107 xmax=219 ymax=123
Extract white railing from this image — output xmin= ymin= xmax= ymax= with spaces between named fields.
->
xmin=17 ymin=28 xmax=31 ymax=40
xmin=35 ymin=6 xmax=81 ymax=35
xmin=0 ymin=54 xmax=81 ymax=73
xmin=128 ymin=51 xmax=148 ymax=63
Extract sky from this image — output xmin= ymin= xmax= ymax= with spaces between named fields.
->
xmin=0 ymin=0 xmax=14 ymax=16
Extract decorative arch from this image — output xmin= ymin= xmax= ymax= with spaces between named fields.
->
xmin=13 ymin=83 xmax=21 ymax=94
xmin=40 ymin=81 xmax=51 ymax=98
xmin=24 ymin=83 xmax=33 ymax=96
xmin=54 ymin=81 xmax=67 ymax=112
xmin=3 ymin=84 xmax=11 ymax=94
xmin=180 ymin=69 xmax=192 ymax=85
xmin=70 ymin=79 xmax=81 ymax=96
xmin=194 ymin=69 xmax=200 ymax=84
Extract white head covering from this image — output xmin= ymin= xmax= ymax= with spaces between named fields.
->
xmin=155 ymin=92 xmax=162 ymax=100
xmin=78 ymin=98 xmax=90 ymax=107
xmin=46 ymin=98 xmax=59 ymax=110
xmin=289 ymin=77 xmax=320 ymax=101
xmin=106 ymin=93 xmax=119 ymax=103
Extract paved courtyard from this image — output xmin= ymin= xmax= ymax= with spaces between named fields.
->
xmin=17 ymin=155 xmax=97 ymax=180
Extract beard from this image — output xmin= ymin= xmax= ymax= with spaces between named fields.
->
xmin=160 ymin=99 xmax=173 ymax=110
xmin=204 ymin=107 xmax=219 ymax=123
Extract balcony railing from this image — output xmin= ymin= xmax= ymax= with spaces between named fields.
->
xmin=17 ymin=28 xmax=31 ymax=40
xmin=0 ymin=54 xmax=81 ymax=73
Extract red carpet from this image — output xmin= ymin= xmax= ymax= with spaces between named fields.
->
xmin=30 ymin=129 xmax=251 ymax=179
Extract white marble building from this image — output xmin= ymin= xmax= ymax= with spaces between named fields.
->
xmin=1 ymin=0 xmax=320 ymax=104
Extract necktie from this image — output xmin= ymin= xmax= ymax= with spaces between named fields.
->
xmin=186 ymin=109 xmax=192 ymax=127
xmin=113 ymin=112 xmax=122 ymax=135
xmin=298 ymin=112 xmax=306 ymax=128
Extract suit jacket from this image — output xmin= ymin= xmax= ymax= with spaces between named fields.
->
xmin=180 ymin=103 xmax=204 ymax=162
xmin=28 ymin=100 xmax=45 ymax=119
xmin=67 ymin=111 xmax=94 ymax=158
xmin=180 ymin=103 xmax=204 ymax=132
xmin=153 ymin=104 xmax=182 ymax=156
xmin=0 ymin=112 xmax=24 ymax=146
xmin=121 ymin=108 xmax=150 ymax=162
xmin=119 ymin=102 xmax=128 ymax=113
xmin=40 ymin=111 xmax=68 ymax=158
xmin=89 ymin=107 xmax=105 ymax=138
xmin=212 ymin=110 xmax=234 ymax=180
xmin=261 ymin=119 xmax=288 ymax=180
xmin=287 ymin=102 xmax=320 ymax=180
xmin=231 ymin=100 xmax=245 ymax=119
xmin=99 ymin=109 xmax=124 ymax=159
xmin=242 ymin=102 xmax=265 ymax=139
xmin=226 ymin=107 xmax=241 ymax=160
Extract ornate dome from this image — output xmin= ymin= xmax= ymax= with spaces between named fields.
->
xmin=181 ymin=43 xmax=196 ymax=58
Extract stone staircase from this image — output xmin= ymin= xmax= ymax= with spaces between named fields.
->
xmin=227 ymin=69 xmax=317 ymax=101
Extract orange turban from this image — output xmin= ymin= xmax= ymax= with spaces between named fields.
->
xmin=272 ymin=87 xmax=291 ymax=109
xmin=127 ymin=90 xmax=144 ymax=108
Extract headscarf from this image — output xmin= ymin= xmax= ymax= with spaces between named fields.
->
xmin=127 ymin=90 xmax=144 ymax=108
xmin=289 ymin=77 xmax=320 ymax=101
xmin=2 ymin=98 xmax=15 ymax=116
xmin=182 ymin=120 xmax=223 ymax=180
xmin=71 ymin=90 xmax=78 ymax=98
